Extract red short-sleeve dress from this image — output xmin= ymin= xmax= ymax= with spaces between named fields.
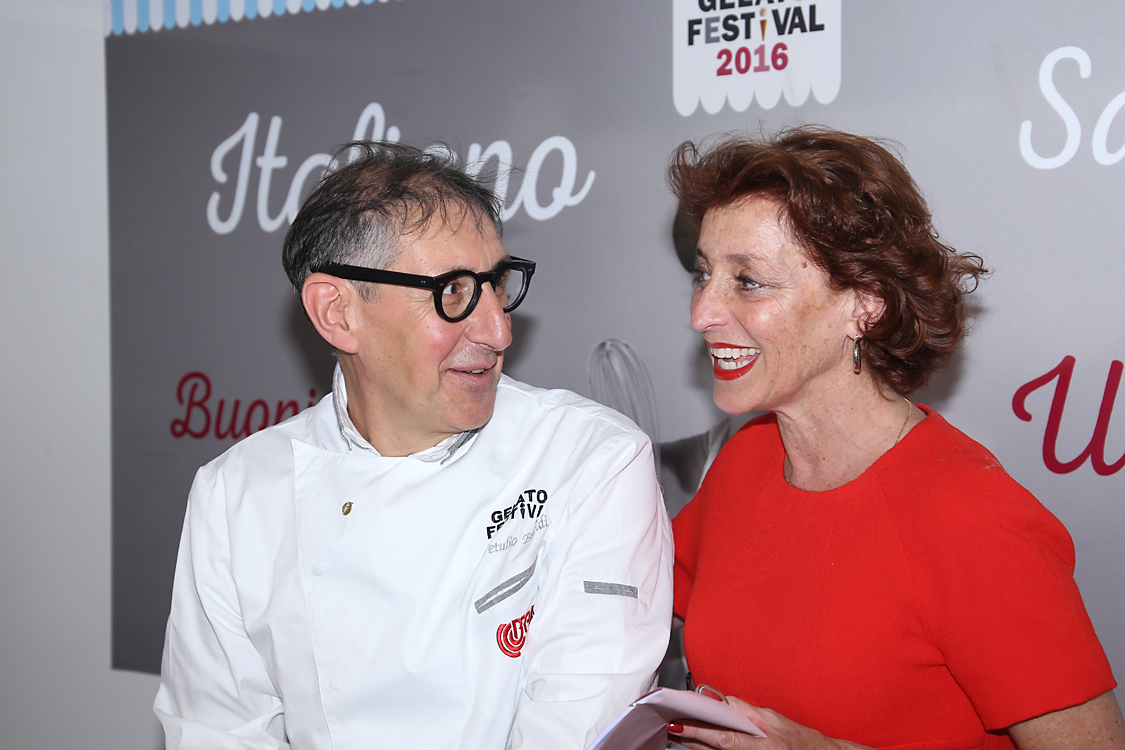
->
xmin=673 ymin=408 xmax=1115 ymax=750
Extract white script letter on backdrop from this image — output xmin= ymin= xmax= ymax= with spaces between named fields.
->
xmin=206 ymin=112 xmax=259 ymax=235
xmin=1019 ymin=46 xmax=1091 ymax=170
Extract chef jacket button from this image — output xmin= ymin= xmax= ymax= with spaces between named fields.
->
xmin=331 ymin=677 xmax=342 ymax=689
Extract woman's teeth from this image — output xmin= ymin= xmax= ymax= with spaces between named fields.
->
xmin=709 ymin=346 xmax=760 ymax=370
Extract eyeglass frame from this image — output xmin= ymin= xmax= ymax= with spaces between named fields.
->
xmin=313 ymin=257 xmax=536 ymax=323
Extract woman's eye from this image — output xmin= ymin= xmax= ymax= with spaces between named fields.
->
xmin=692 ymin=268 xmax=710 ymax=286
xmin=736 ymin=275 xmax=760 ymax=291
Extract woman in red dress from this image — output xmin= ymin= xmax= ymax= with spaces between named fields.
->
xmin=667 ymin=127 xmax=1124 ymax=750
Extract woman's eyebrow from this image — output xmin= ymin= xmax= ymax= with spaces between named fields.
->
xmin=699 ymin=248 xmax=765 ymax=266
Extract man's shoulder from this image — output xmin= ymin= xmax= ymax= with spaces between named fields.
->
xmin=495 ymin=376 xmax=648 ymax=442
xmin=488 ymin=377 xmax=661 ymax=514
xmin=199 ymin=395 xmax=334 ymax=479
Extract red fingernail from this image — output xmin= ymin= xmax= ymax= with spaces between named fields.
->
xmin=668 ymin=722 xmax=684 ymax=734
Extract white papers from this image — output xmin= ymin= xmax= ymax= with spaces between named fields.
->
xmin=588 ymin=688 xmax=766 ymax=750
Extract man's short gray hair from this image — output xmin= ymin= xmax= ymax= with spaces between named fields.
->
xmin=282 ymin=140 xmax=504 ymax=299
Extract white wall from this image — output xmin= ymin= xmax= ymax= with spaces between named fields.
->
xmin=0 ymin=0 xmax=162 ymax=747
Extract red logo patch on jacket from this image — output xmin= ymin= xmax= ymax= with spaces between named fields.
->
xmin=497 ymin=606 xmax=535 ymax=658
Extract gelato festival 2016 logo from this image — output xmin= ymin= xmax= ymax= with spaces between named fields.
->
xmin=673 ymin=0 xmax=841 ymax=115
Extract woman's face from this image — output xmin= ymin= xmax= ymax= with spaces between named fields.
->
xmin=690 ymin=197 xmax=861 ymax=416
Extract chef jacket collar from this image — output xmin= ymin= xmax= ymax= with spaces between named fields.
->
xmin=331 ymin=364 xmax=478 ymax=464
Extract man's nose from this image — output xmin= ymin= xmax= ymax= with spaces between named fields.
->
xmin=465 ymin=282 xmax=513 ymax=351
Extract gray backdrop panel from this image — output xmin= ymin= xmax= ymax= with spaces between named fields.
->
xmin=108 ymin=0 xmax=1125 ymax=678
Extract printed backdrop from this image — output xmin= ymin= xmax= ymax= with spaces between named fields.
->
xmin=108 ymin=0 xmax=1125 ymax=677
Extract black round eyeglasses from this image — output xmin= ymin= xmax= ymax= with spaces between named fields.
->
xmin=314 ymin=257 xmax=536 ymax=323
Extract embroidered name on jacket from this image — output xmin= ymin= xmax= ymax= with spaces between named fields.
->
xmin=485 ymin=488 xmax=549 ymax=539
xmin=497 ymin=606 xmax=535 ymax=658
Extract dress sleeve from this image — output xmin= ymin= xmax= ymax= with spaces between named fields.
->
xmin=153 ymin=469 xmax=289 ymax=750
xmin=895 ymin=460 xmax=1116 ymax=730
xmin=507 ymin=435 xmax=674 ymax=750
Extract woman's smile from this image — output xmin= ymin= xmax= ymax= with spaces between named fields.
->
xmin=707 ymin=343 xmax=761 ymax=380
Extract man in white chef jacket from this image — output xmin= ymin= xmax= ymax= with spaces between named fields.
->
xmin=153 ymin=141 xmax=673 ymax=750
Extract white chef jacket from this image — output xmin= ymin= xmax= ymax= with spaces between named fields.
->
xmin=154 ymin=369 xmax=673 ymax=750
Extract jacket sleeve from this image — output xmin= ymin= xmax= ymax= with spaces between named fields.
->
xmin=507 ymin=434 xmax=674 ymax=750
xmin=153 ymin=468 xmax=289 ymax=750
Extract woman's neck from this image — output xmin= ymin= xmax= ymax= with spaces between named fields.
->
xmin=774 ymin=379 xmax=922 ymax=492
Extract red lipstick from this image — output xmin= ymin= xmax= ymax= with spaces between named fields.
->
xmin=708 ymin=342 xmax=759 ymax=381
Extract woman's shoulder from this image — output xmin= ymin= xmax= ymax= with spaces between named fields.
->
xmin=875 ymin=406 xmax=1073 ymax=556
xmin=883 ymin=406 xmax=1016 ymax=491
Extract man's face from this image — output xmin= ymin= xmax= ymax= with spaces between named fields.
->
xmin=347 ymin=215 xmax=513 ymax=454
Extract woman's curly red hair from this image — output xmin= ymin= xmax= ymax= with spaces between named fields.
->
xmin=668 ymin=126 xmax=988 ymax=394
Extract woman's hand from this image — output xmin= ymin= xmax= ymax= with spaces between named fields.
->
xmin=668 ymin=696 xmax=873 ymax=750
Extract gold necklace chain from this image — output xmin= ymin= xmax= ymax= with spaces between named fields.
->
xmin=895 ymin=397 xmax=914 ymax=445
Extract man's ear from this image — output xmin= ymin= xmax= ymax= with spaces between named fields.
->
xmin=847 ymin=288 xmax=887 ymax=338
xmin=302 ymin=273 xmax=363 ymax=354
